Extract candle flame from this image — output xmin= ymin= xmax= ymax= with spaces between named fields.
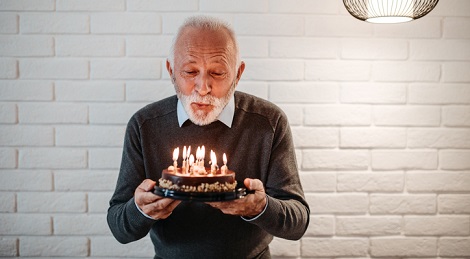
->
xmin=172 ymin=146 xmax=227 ymax=174
xmin=173 ymin=147 xmax=179 ymax=161
xmin=189 ymin=154 xmax=194 ymax=165
xmin=196 ymin=146 xmax=201 ymax=160
xmin=210 ymin=150 xmax=217 ymax=165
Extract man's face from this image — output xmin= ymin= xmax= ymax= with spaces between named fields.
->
xmin=167 ymin=27 xmax=244 ymax=125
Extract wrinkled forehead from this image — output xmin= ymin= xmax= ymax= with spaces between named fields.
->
xmin=174 ymin=27 xmax=237 ymax=61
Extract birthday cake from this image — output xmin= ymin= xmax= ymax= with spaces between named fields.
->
xmin=159 ymin=168 xmax=237 ymax=192
xmin=158 ymin=146 xmax=237 ymax=193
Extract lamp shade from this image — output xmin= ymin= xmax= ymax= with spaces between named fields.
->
xmin=343 ymin=0 xmax=439 ymax=23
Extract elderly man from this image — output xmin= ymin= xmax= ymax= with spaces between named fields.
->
xmin=107 ymin=15 xmax=309 ymax=259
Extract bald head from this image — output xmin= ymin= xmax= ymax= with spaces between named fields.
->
xmin=168 ymin=16 xmax=241 ymax=70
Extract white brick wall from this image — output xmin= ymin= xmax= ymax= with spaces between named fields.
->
xmin=0 ymin=0 xmax=469 ymax=258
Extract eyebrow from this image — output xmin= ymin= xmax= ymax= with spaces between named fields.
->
xmin=183 ymin=58 xmax=229 ymax=66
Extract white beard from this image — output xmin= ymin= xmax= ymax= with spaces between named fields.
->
xmin=174 ymin=80 xmax=236 ymax=126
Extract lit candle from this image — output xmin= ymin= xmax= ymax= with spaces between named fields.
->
xmin=182 ymin=146 xmax=187 ymax=173
xmin=200 ymin=146 xmax=205 ymax=166
xmin=210 ymin=150 xmax=217 ymax=175
xmin=173 ymin=147 xmax=179 ymax=168
xmin=185 ymin=146 xmax=191 ymax=174
xmin=196 ymin=147 xmax=202 ymax=174
xmin=221 ymin=153 xmax=228 ymax=174
xmin=189 ymin=154 xmax=195 ymax=174
xmin=196 ymin=146 xmax=201 ymax=163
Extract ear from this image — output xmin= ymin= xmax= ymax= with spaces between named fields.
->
xmin=166 ymin=59 xmax=174 ymax=80
xmin=235 ymin=61 xmax=245 ymax=85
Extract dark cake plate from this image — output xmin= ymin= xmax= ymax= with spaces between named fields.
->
xmin=154 ymin=186 xmax=253 ymax=201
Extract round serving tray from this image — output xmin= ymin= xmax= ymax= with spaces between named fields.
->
xmin=154 ymin=186 xmax=249 ymax=201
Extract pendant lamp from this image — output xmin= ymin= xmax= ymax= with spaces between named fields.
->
xmin=343 ymin=0 xmax=439 ymax=23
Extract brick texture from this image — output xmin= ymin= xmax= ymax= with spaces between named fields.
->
xmin=1 ymin=0 xmax=470 ymax=258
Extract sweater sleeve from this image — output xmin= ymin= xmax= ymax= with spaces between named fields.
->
xmin=107 ymin=115 xmax=156 ymax=244
xmin=248 ymin=113 xmax=310 ymax=240
xmin=248 ymin=195 xmax=309 ymax=240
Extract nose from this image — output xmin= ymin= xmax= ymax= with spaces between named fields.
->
xmin=194 ymin=73 xmax=211 ymax=96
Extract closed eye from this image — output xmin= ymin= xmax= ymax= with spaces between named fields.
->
xmin=183 ymin=71 xmax=197 ymax=76
xmin=211 ymin=72 xmax=226 ymax=78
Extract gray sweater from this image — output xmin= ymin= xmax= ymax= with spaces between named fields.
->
xmin=107 ymin=91 xmax=310 ymax=259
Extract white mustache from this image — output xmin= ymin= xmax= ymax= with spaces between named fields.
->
xmin=185 ymin=92 xmax=220 ymax=106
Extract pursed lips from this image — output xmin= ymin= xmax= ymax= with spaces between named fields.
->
xmin=192 ymin=102 xmax=212 ymax=110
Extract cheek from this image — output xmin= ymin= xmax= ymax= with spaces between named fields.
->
xmin=210 ymin=80 xmax=235 ymax=98
xmin=175 ymin=79 xmax=194 ymax=95
xmin=210 ymin=87 xmax=229 ymax=98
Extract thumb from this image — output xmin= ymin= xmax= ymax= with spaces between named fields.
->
xmin=244 ymin=178 xmax=264 ymax=192
xmin=139 ymin=179 xmax=157 ymax=192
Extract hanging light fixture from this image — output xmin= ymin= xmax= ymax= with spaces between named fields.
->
xmin=343 ymin=0 xmax=439 ymax=24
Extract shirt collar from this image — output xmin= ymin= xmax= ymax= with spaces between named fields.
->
xmin=177 ymin=95 xmax=235 ymax=128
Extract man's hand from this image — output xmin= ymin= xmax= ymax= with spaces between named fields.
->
xmin=206 ymin=178 xmax=267 ymax=218
xmin=134 ymin=179 xmax=181 ymax=220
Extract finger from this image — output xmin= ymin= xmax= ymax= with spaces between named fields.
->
xmin=206 ymin=201 xmax=222 ymax=207
xmin=143 ymin=198 xmax=181 ymax=219
xmin=244 ymin=178 xmax=264 ymax=192
xmin=137 ymin=179 xmax=157 ymax=192
xmin=138 ymin=191 xmax=162 ymax=204
xmin=143 ymin=197 xmax=173 ymax=211
xmin=209 ymin=200 xmax=240 ymax=211
xmin=135 ymin=180 xmax=160 ymax=206
xmin=166 ymin=199 xmax=182 ymax=212
xmin=159 ymin=200 xmax=181 ymax=219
